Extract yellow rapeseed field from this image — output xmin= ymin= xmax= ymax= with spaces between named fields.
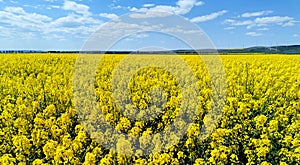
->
xmin=0 ymin=53 xmax=299 ymax=164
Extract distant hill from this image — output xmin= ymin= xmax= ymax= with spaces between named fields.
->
xmin=0 ymin=50 xmax=46 ymax=53
xmin=217 ymin=45 xmax=300 ymax=54
xmin=1 ymin=45 xmax=300 ymax=54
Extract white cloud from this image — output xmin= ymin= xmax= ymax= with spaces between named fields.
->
xmin=5 ymin=7 xmax=26 ymax=14
xmin=282 ymin=21 xmax=295 ymax=27
xmin=99 ymin=13 xmax=119 ymax=20
xmin=224 ymin=19 xmax=253 ymax=26
xmin=9 ymin=0 xmax=17 ymax=4
xmin=224 ymin=27 xmax=235 ymax=30
xmin=293 ymin=34 xmax=299 ymax=37
xmin=47 ymin=5 xmax=60 ymax=10
xmin=110 ymin=5 xmax=122 ymax=9
xmin=0 ymin=5 xmax=102 ymax=41
xmin=47 ymin=13 xmax=102 ymax=36
xmin=195 ymin=1 xmax=204 ymax=6
xmin=257 ymin=27 xmax=269 ymax=31
xmin=161 ymin=27 xmax=202 ymax=34
xmin=0 ymin=7 xmax=54 ymax=40
xmin=130 ymin=6 xmax=175 ymax=15
xmin=143 ymin=4 xmax=155 ymax=7
xmin=175 ymin=0 xmax=204 ymax=14
xmin=44 ymin=0 xmax=57 ymax=2
xmin=129 ymin=0 xmax=204 ymax=17
xmin=224 ymin=16 xmax=296 ymax=29
xmin=254 ymin=16 xmax=294 ymax=26
xmin=241 ymin=10 xmax=273 ymax=18
xmin=127 ymin=33 xmax=149 ymax=40
xmin=129 ymin=11 xmax=171 ymax=18
xmin=246 ymin=32 xmax=262 ymax=37
xmin=190 ymin=10 xmax=227 ymax=23
xmin=41 ymin=0 xmax=102 ymax=38
xmin=49 ymin=14 xmax=99 ymax=28
xmin=89 ymin=20 xmax=201 ymax=40
xmin=62 ymin=0 xmax=91 ymax=16
xmin=0 ymin=26 xmax=17 ymax=38
xmin=0 ymin=7 xmax=52 ymax=30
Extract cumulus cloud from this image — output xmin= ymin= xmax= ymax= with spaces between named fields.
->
xmin=62 ymin=0 xmax=91 ymax=16
xmin=0 ymin=7 xmax=52 ymax=30
xmin=50 ymin=14 xmax=100 ymax=28
xmin=241 ymin=10 xmax=273 ymax=18
xmin=129 ymin=0 xmax=204 ymax=18
xmin=0 ymin=3 xmax=102 ymax=40
xmin=190 ymin=10 xmax=227 ymax=23
xmin=99 ymin=13 xmax=119 ymax=20
xmin=4 ymin=6 xmax=26 ymax=14
xmin=45 ymin=0 xmax=102 ymax=37
xmin=46 ymin=13 xmax=102 ymax=37
xmin=175 ymin=0 xmax=204 ymax=14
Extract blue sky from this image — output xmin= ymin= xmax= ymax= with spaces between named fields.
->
xmin=0 ymin=0 xmax=299 ymax=50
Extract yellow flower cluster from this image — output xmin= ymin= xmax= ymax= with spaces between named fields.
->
xmin=0 ymin=53 xmax=299 ymax=164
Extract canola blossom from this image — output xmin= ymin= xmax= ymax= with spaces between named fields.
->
xmin=0 ymin=53 xmax=299 ymax=164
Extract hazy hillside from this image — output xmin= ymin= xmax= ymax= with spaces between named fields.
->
xmin=1 ymin=45 xmax=300 ymax=54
